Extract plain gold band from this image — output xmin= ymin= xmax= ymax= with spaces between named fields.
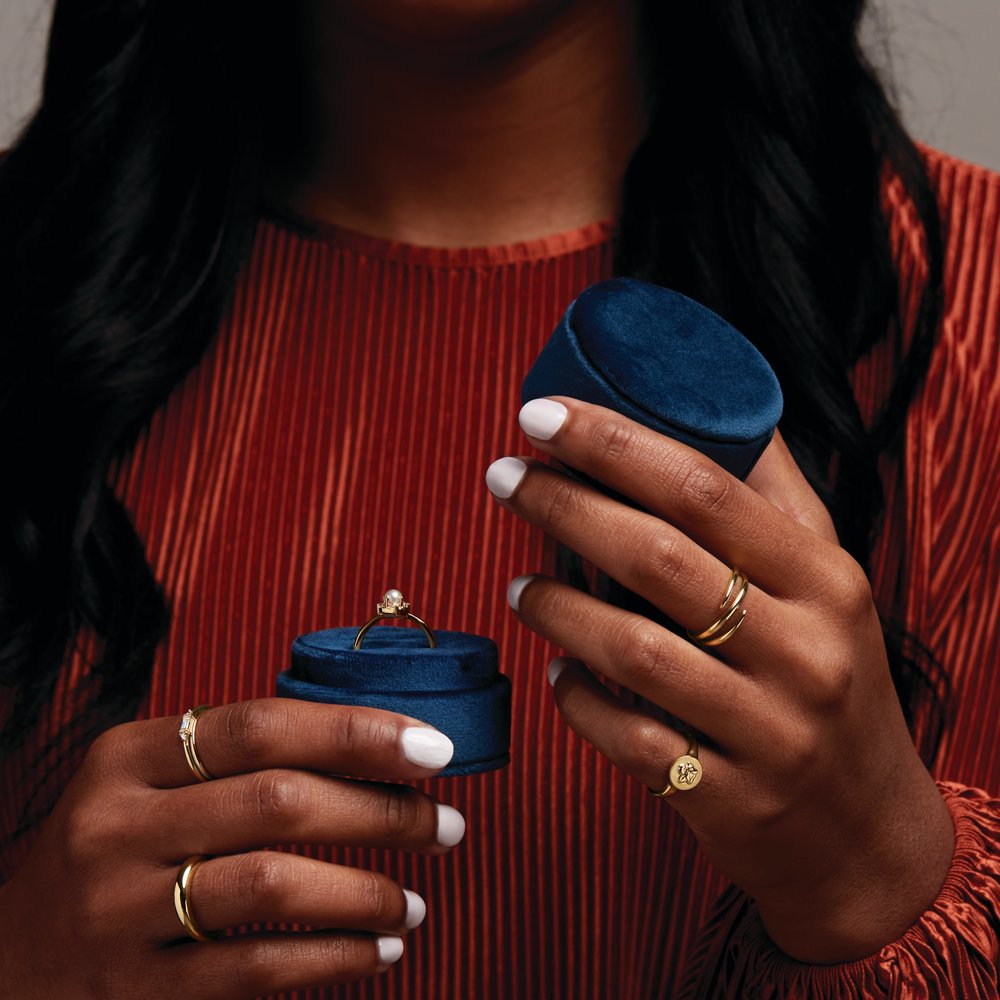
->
xmin=649 ymin=734 xmax=702 ymax=798
xmin=173 ymin=855 xmax=217 ymax=942
xmin=179 ymin=705 xmax=214 ymax=782
xmin=353 ymin=612 xmax=437 ymax=650
xmin=687 ymin=568 xmax=749 ymax=648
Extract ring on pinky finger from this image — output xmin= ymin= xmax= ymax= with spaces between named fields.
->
xmin=547 ymin=657 xmax=722 ymax=803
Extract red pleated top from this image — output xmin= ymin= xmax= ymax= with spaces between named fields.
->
xmin=2 ymin=148 xmax=999 ymax=998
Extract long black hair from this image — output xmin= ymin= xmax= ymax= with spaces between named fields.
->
xmin=0 ymin=0 xmax=946 ymax=799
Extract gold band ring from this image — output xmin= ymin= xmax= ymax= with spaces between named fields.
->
xmin=649 ymin=734 xmax=703 ymax=797
xmin=173 ymin=855 xmax=218 ymax=942
xmin=354 ymin=589 xmax=437 ymax=650
xmin=687 ymin=567 xmax=749 ymax=648
xmin=178 ymin=706 xmax=214 ymax=782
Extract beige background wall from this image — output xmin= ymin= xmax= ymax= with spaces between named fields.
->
xmin=1 ymin=0 xmax=998 ymax=171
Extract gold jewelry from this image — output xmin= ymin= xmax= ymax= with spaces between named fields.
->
xmin=173 ymin=855 xmax=217 ymax=942
xmin=649 ymin=734 xmax=703 ymax=797
xmin=353 ymin=589 xmax=437 ymax=650
xmin=178 ymin=706 xmax=214 ymax=782
xmin=687 ymin=567 xmax=749 ymax=648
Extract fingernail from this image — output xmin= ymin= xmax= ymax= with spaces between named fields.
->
xmin=377 ymin=935 xmax=405 ymax=965
xmin=403 ymin=889 xmax=426 ymax=929
xmin=519 ymin=398 xmax=568 ymax=440
xmin=485 ymin=457 xmax=527 ymax=499
xmin=401 ymin=727 xmax=455 ymax=769
xmin=507 ymin=574 xmax=535 ymax=612
xmin=436 ymin=803 xmax=466 ymax=847
xmin=547 ymin=657 xmax=570 ymax=687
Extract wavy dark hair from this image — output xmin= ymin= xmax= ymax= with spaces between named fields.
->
xmin=0 ymin=0 xmax=946 ymax=805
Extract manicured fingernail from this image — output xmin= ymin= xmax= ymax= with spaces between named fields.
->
xmin=519 ymin=398 xmax=568 ymax=440
xmin=377 ymin=935 xmax=405 ymax=965
xmin=485 ymin=457 xmax=527 ymax=499
xmin=507 ymin=574 xmax=535 ymax=612
xmin=401 ymin=727 xmax=455 ymax=769
xmin=547 ymin=657 xmax=570 ymax=687
xmin=403 ymin=889 xmax=426 ymax=929
xmin=436 ymin=803 xmax=466 ymax=847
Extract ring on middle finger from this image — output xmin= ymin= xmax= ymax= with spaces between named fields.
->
xmin=687 ymin=567 xmax=749 ymax=648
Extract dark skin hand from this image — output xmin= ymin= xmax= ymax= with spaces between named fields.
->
xmin=0 ymin=700 xmax=464 ymax=999
xmin=486 ymin=396 xmax=955 ymax=964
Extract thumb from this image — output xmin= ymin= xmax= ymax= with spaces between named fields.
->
xmin=745 ymin=429 xmax=839 ymax=543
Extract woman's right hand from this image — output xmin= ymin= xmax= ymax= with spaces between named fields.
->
xmin=0 ymin=699 xmax=465 ymax=999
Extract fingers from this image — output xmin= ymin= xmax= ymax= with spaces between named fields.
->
xmin=151 ymin=771 xmax=465 ymax=859
xmin=744 ymin=430 xmax=838 ymax=543
xmin=157 ymin=852 xmax=425 ymax=941
xmin=487 ymin=456 xmax=804 ymax=669
xmin=164 ymin=930 xmax=406 ymax=999
xmin=547 ymin=657 xmax=726 ymax=808
xmin=101 ymin=699 xmax=455 ymax=789
xmin=507 ymin=574 xmax=752 ymax=745
xmin=513 ymin=396 xmax=839 ymax=599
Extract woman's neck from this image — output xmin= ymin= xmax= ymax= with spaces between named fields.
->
xmin=269 ymin=0 xmax=646 ymax=247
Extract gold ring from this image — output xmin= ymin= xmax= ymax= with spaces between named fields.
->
xmin=178 ymin=706 xmax=214 ymax=782
xmin=687 ymin=567 xmax=749 ymax=648
xmin=353 ymin=589 xmax=437 ymax=649
xmin=649 ymin=734 xmax=702 ymax=797
xmin=173 ymin=855 xmax=218 ymax=942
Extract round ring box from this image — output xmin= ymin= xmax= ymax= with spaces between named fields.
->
xmin=522 ymin=277 xmax=783 ymax=480
xmin=276 ymin=625 xmax=511 ymax=777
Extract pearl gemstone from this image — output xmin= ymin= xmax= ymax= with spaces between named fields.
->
xmin=383 ymin=589 xmax=405 ymax=608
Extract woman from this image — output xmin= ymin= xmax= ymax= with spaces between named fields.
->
xmin=0 ymin=0 xmax=998 ymax=996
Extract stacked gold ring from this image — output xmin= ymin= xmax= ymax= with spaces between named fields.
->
xmin=178 ymin=705 xmax=214 ymax=782
xmin=687 ymin=567 xmax=749 ymax=648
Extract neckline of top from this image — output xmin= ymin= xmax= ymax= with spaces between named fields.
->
xmin=260 ymin=205 xmax=616 ymax=267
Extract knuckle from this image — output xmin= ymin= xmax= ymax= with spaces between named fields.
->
xmin=627 ymin=719 xmax=672 ymax=776
xmin=223 ymin=700 xmax=273 ymax=765
xmin=84 ymin=725 xmax=133 ymax=779
xmin=355 ymin=869 xmax=394 ymax=926
xmin=634 ymin=528 xmax=687 ymax=592
xmin=591 ymin=416 xmax=636 ymax=463
xmin=537 ymin=475 xmax=580 ymax=532
xmin=246 ymin=770 xmax=302 ymax=826
xmin=377 ymin=787 xmax=423 ymax=841
xmin=619 ymin=620 xmax=673 ymax=690
xmin=340 ymin=709 xmax=392 ymax=758
xmin=671 ymin=460 xmax=736 ymax=520
xmin=831 ymin=553 xmax=875 ymax=618
xmin=241 ymin=852 xmax=288 ymax=910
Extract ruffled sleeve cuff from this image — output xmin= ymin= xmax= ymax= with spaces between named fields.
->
xmin=680 ymin=783 xmax=1000 ymax=998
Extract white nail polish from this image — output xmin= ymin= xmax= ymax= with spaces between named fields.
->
xmin=377 ymin=935 xmax=405 ymax=965
xmin=547 ymin=658 xmax=569 ymax=687
xmin=507 ymin=574 xmax=535 ymax=612
xmin=401 ymin=727 xmax=455 ymax=769
xmin=402 ymin=889 xmax=426 ymax=930
xmin=519 ymin=398 xmax=568 ymax=440
xmin=485 ymin=457 xmax=527 ymax=499
xmin=436 ymin=803 xmax=466 ymax=847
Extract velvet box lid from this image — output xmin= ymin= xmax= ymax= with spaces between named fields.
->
xmin=521 ymin=278 xmax=783 ymax=480
xmin=276 ymin=606 xmax=511 ymax=777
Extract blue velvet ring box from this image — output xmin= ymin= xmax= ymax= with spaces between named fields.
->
xmin=521 ymin=278 xmax=783 ymax=480
xmin=276 ymin=625 xmax=511 ymax=776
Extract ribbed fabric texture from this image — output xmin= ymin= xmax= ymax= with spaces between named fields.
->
xmin=1 ymin=149 xmax=998 ymax=998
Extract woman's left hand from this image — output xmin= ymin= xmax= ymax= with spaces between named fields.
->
xmin=486 ymin=396 xmax=955 ymax=964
